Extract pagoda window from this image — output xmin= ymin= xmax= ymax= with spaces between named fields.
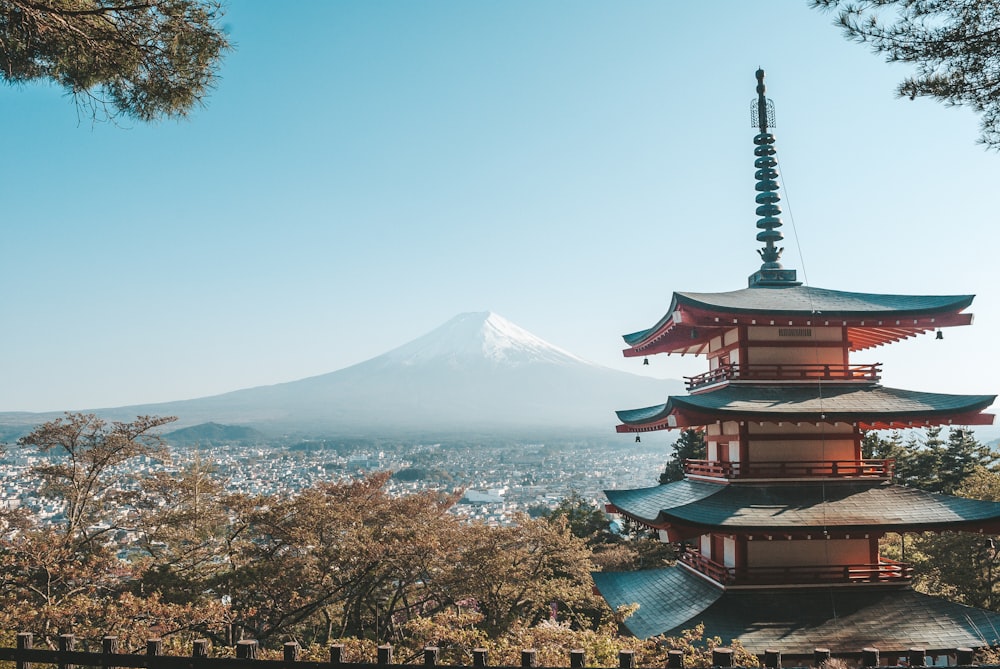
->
xmin=749 ymin=438 xmax=856 ymax=464
xmin=747 ymin=538 xmax=871 ymax=570
xmin=746 ymin=345 xmax=844 ymax=366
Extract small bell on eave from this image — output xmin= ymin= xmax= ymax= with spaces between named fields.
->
xmin=643 ymin=357 xmax=649 ymax=366
xmin=936 ymin=329 xmax=944 ymax=340
xmin=635 ymin=435 xmax=641 ymax=443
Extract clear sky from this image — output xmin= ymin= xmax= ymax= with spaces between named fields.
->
xmin=3 ymin=1 xmax=999 ymax=415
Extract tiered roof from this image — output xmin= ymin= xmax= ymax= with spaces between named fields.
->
xmin=623 ymin=286 xmax=975 ymax=357
xmin=616 ymin=385 xmax=995 ymax=432
xmin=605 ymin=480 xmax=1000 ymax=538
xmin=594 ymin=568 xmax=1000 ymax=655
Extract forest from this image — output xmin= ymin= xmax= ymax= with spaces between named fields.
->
xmin=0 ymin=414 xmax=998 ymax=666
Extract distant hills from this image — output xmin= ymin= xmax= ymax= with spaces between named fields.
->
xmin=0 ymin=312 xmax=682 ymax=439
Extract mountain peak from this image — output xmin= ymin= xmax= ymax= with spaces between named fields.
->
xmin=374 ymin=311 xmax=589 ymax=369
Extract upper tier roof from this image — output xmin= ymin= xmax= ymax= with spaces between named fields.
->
xmin=605 ymin=480 xmax=1000 ymax=536
xmin=593 ymin=567 xmax=1000 ymax=653
xmin=623 ymin=284 xmax=975 ymax=356
xmin=615 ymin=384 xmax=996 ymax=432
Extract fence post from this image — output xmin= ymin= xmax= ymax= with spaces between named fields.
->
xmin=813 ymin=648 xmax=831 ymax=667
xmin=570 ymin=650 xmax=586 ymax=669
xmin=908 ymin=648 xmax=926 ymax=667
xmin=521 ymin=650 xmax=537 ymax=668
xmin=712 ymin=648 xmax=733 ymax=668
xmin=329 ymin=644 xmax=344 ymax=667
xmin=59 ymin=634 xmax=75 ymax=669
xmin=667 ymin=649 xmax=685 ymax=669
xmin=423 ymin=647 xmax=439 ymax=667
xmin=193 ymin=640 xmax=209 ymax=659
xmin=956 ymin=648 xmax=975 ymax=665
xmin=16 ymin=632 xmax=32 ymax=669
xmin=764 ymin=649 xmax=781 ymax=668
xmin=103 ymin=636 xmax=119 ymax=669
xmin=861 ymin=647 xmax=879 ymax=667
xmin=377 ymin=644 xmax=393 ymax=666
xmin=619 ymin=650 xmax=636 ymax=669
xmin=284 ymin=642 xmax=300 ymax=664
xmin=472 ymin=648 xmax=488 ymax=668
xmin=236 ymin=640 xmax=259 ymax=660
xmin=147 ymin=640 xmax=162 ymax=657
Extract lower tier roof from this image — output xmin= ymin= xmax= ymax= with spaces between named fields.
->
xmin=616 ymin=385 xmax=996 ymax=432
xmin=605 ymin=480 xmax=1000 ymax=535
xmin=593 ymin=567 xmax=1000 ymax=654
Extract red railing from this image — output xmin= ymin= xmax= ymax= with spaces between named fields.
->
xmin=685 ymin=363 xmax=881 ymax=390
xmin=684 ymin=458 xmax=894 ymax=480
xmin=679 ymin=549 xmax=912 ymax=586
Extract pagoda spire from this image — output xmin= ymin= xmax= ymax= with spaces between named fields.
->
xmin=748 ymin=68 xmax=800 ymax=287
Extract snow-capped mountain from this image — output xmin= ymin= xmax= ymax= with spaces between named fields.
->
xmin=0 ymin=312 xmax=682 ymax=437
xmin=373 ymin=312 xmax=588 ymax=369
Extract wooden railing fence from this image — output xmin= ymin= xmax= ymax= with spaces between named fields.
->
xmin=0 ymin=633 xmax=989 ymax=669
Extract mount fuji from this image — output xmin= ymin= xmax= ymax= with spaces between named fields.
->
xmin=0 ymin=313 xmax=682 ymax=437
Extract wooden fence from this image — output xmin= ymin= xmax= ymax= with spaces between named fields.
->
xmin=0 ymin=633 xmax=987 ymax=669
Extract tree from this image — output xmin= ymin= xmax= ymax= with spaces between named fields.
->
xmin=908 ymin=467 xmax=1000 ymax=610
xmin=542 ymin=491 xmax=612 ymax=545
xmin=938 ymin=427 xmax=998 ymax=494
xmin=812 ymin=0 xmax=1000 ymax=148
xmin=659 ymin=429 xmax=706 ymax=484
xmin=0 ymin=414 xmax=225 ymax=649
xmin=0 ymin=0 xmax=230 ymax=122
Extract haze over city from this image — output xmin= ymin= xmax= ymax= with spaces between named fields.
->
xmin=3 ymin=2 xmax=998 ymax=416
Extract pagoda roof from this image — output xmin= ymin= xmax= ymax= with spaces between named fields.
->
xmin=593 ymin=567 xmax=1000 ymax=654
xmin=615 ymin=385 xmax=996 ymax=432
xmin=624 ymin=285 xmax=974 ymax=356
xmin=605 ymin=480 xmax=1000 ymax=536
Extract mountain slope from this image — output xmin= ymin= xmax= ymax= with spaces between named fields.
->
xmin=0 ymin=312 xmax=682 ymax=436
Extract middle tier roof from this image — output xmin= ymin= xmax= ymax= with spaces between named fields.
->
xmin=615 ymin=384 xmax=995 ymax=432
xmin=605 ymin=480 xmax=1000 ymax=537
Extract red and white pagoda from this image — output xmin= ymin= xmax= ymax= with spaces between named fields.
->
xmin=593 ymin=70 xmax=1000 ymax=659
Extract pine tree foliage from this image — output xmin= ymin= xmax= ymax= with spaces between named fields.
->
xmin=0 ymin=0 xmax=230 ymax=122
xmin=659 ymin=429 xmax=706 ymax=484
xmin=812 ymin=0 xmax=1000 ymax=148
xmin=862 ymin=426 xmax=996 ymax=492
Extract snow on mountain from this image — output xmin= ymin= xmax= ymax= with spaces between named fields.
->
xmin=373 ymin=312 xmax=589 ymax=368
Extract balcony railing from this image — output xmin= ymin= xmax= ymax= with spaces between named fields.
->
xmin=684 ymin=458 xmax=894 ymax=480
xmin=679 ymin=549 xmax=912 ymax=587
xmin=685 ymin=363 xmax=882 ymax=390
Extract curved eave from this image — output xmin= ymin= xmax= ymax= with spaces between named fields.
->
xmin=592 ymin=567 xmax=723 ymax=641
xmin=623 ymin=289 xmax=975 ymax=357
xmin=606 ymin=481 xmax=1000 ymax=537
xmin=615 ymin=386 xmax=996 ymax=433
xmin=599 ymin=575 xmax=1000 ymax=653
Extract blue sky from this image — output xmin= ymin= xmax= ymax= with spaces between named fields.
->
xmin=3 ymin=1 xmax=999 ymax=415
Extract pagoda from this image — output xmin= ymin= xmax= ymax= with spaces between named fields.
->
xmin=593 ymin=70 xmax=1000 ymax=660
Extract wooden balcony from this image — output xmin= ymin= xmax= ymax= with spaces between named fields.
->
xmin=685 ymin=363 xmax=882 ymax=391
xmin=684 ymin=458 xmax=895 ymax=480
xmin=679 ymin=548 xmax=912 ymax=587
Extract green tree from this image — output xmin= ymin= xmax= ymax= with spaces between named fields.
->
xmin=812 ymin=0 xmax=1000 ymax=148
xmin=542 ymin=491 xmax=612 ymax=545
xmin=0 ymin=0 xmax=230 ymax=122
xmin=938 ymin=427 xmax=998 ymax=494
xmin=909 ymin=467 xmax=1000 ymax=610
xmin=659 ymin=429 xmax=706 ymax=484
